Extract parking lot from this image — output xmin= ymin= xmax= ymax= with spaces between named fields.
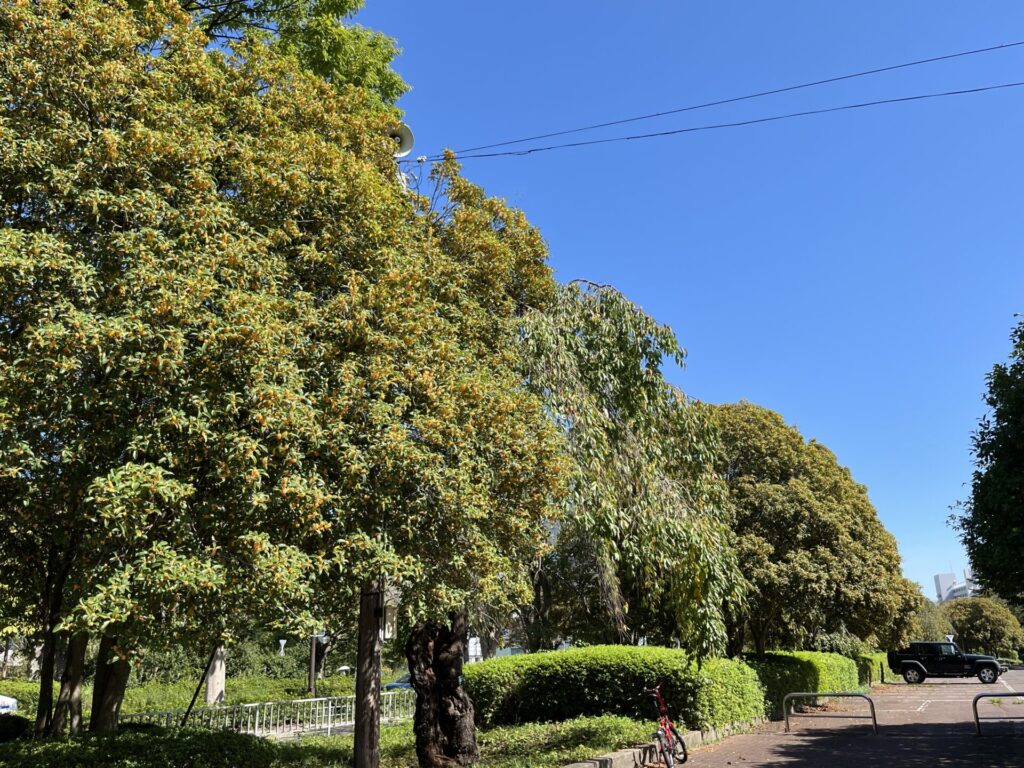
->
xmin=690 ymin=669 xmax=1024 ymax=767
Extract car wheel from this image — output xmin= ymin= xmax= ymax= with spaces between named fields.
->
xmin=978 ymin=666 xmax=998 ymax=684
xmin=903 ymin=667 xmax=924 ymax=684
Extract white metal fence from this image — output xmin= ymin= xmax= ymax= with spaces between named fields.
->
xmin=120 ymin=689 xmax=416 ymax=739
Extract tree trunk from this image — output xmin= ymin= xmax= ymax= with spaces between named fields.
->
xmin=32 ymin=630 xmax=57 ymax=736
xmin=50 ymin=632 xmax=88 ymax=737
xmin=355 ymin=577 xmax=383 ymax=768
xmin=89 ymin=635 xmax=130 ymax=733
xmin=478 ymin=630 xmax=499 ymax=660
xmin=406 ymin=612 xmax=479 ymax=768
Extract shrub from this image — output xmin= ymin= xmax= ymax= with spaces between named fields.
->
xmin=465 ymin=645 xmax=764 ymax=731
xmin=854 ymin=653 xmax=889 ymax=687
xmin=745 ymin=651 xmax=859 ymax=717
xmin=0 ymin=680 xmax=54 ymax=721
xmin=0 ymin=718 xmax=656 ymax=768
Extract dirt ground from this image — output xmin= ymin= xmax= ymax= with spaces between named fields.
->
xmin=688 ymin=669 xmax=1024 ymax=767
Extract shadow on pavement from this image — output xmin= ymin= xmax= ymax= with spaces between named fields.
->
xmin=767 ymin=720 xmax=1024 ymax=767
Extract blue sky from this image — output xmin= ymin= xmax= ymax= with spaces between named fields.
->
xmin=354 ymin=2 xmax=1024 ymax=599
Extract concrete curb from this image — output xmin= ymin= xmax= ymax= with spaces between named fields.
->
xmin=562 ymin=717 xmax=766 ymax=768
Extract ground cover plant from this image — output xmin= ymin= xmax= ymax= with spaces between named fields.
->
xmin=0 ymin=716 xmax=651 ymax=768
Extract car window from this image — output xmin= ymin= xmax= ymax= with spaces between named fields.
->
xmin=939 ymin=643 xmax=957 ymax=655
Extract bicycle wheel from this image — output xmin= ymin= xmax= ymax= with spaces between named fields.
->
xmin=667 ymin=725 xmax=688 ymax=764
xmin=655 ymin=729 xmax=675 ymax=768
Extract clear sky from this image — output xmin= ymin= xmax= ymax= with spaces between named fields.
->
xmin=354 ymin=1 xmax=1024 ymax=598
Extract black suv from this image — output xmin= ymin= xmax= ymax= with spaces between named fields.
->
xmin=887 ymin=641 xmax=1007 ymax=684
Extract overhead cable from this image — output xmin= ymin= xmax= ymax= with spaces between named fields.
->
xmin=452 ymin=40 xmax=1024 ymax=154
xmin=422 ymin=81 xmax=1024 ymax=161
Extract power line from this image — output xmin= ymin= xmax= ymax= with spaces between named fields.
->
xmin=452 ymin=40 xmax=1024 ymax=154
xmin=424 ymin=81 xmax=1024 ymax=161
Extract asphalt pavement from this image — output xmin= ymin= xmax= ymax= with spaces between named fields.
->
xmin=688 ymin=669 xmax=1024 ymax=767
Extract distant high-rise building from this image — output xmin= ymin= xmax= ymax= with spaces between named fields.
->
xmin=934 ymin=573 xmax=955 ymax=603
xmin=934 ymin=569 xmax=979 ymax=604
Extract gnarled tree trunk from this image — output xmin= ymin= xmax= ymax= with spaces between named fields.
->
xmin=406 ymin=612 xmax=479 ymax=768
xmin=50 ymin=632 xmax=88 ymax=737
xmin=89 ymin=635 xmax=130 ymax=733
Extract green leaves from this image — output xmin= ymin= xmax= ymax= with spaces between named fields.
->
xmin=957 ymin=319 xmax=1024 ymax=603
xmin=713 ymin=403 xmax=918 ymax=654
xmin=941 ymin=597 xmax=1024 ymax=656
xmin=522 ymin=282 xmax=743 ymax=658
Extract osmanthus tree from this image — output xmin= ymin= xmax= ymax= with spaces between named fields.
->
xmin=712 ymin=403 xmax=918 ymax=657
xmin=519 ymin=282 xmax=745 ymax=660
xmin=0 ymin=1 xmax=564 ymax=748
xmin=957 ymin=319 xmax=1024 ymax=604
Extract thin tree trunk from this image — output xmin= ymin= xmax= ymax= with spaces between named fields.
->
xmin=89 ymin=635 xmax=130 ymax=733
xmin=50 ymin=632 xmax=88 ymax=737
xmin=355 ymin=577 xmax=383 ymax=768
xmin=34 ymin=552 xmax=69 ymax=736
xmin=406 ymin=612 xmax=479 ymax=768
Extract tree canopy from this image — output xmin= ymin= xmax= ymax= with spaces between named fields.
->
xmin=0 ymin=0 xmax=561 ymax=732
xmin=941 ymin=597 xmax=1024 ymax=657
xmin=712 ymin=403 xmax=917 ymax=656
xmin=519 ymin=282 xmax=744 ymax=659
xmin=957 ymin=319 xmax=1024 ymax=603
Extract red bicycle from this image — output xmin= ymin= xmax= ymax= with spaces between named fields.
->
xmin=645 ymin=684 xmax=688 ymax=766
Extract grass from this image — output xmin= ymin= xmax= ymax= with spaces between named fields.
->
xmin=0 ymin=715 xmax=654 ymax=767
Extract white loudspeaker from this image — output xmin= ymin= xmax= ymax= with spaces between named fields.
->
xmin=388 ymin=123 xmax=415 ymax=158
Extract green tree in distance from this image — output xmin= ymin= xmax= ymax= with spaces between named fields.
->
xmin=712 ymin=403 xmax=918 ymax=656
xmin=957 ymin=319 xmax=1024 ymax=604
xmin=941 ymin=597 xmax=1024 ymax=657
xmin=909 ymin=593 xmax=950 ymax=642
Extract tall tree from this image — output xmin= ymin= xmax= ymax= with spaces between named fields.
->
xmin=957 ymin=319 xmax=1024 ymax=603
xmin=520 ymin=282 xmax=744 ymax=660
xmin=0 ymin=2 xmax=562 ymax=742
xmin=712 ymin=403 xmax=917 ymax=656
xmin=941 ymin=597 xmax=1024 ymax=656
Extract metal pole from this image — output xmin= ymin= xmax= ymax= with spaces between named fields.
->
xmin=182 ymin=646 xmax=219 ymax=728
xmin=309 ymin=636 xmax=318 ymax=698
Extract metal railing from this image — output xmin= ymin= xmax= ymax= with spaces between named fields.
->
xmin=783 ymin=692 xmax=878 ymax=734
xmin=120 ymin=689 xmax=416 ymax=739
xmin=973 ymin=692 xmax=1024 ymax=735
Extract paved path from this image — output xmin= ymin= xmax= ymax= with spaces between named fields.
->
xmin=690 ymin=670 xmax=1024 ymax=767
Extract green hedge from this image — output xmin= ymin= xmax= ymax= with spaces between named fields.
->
xmin=855 ymin=653 xmax=889 ymax=687
xmin=745 ymin=651 xmax=859 ymax=717
xmin=464 ymin=645 xmax=764 ymax=731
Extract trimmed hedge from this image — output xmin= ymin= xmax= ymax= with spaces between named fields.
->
xmin=745 ymin=651 xmax=859 ymax=717
xmin=464 ymin=645 xmax=764 ymax=731
xmin=855 ymin=653 xmax=889 ymax=687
